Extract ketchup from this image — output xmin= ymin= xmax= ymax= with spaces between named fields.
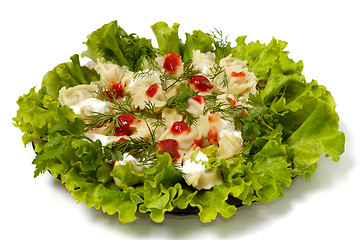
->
xmin=157 ymin=139 xmax=180 ymax=162
xmin=192 ymin=139 xmax=203 ymax=149
xmin=231 ymin=71 xmax=246 ymax=78
xmin=145 ymin=84 xmax=159 ymax=98
xmin=170 ymin=121 xmax=190 ymax=135
xmin=114 ymin=113 xmax=136 ymax=136
xmin=189 ymin=75 xmax=213 ymax=92
xmin=190 ymin=95 xmax=206 ymax=104
xmin=163 ymin=52 xmax=181 ymax=73
xmin=227 ymin=97 xmax=237 ymax=107
xmin=207 ymin=126 xmax=218 ymax=144
xmin=208 ymin=113 xmax=220 ymax=122
xmin=103 ymin=82 xmax=123 ymax=99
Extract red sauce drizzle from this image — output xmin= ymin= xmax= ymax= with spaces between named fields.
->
xmin=170 ymin=121 xmax=190 ymax=135
xmin=103 ymin=82 xmax=123 ymax=99
xmin=157 ymin=139 xmax=180 ymax=162
xmin=208 ymin=113 xmax=220 ymax=122
xmin=207 ymin=126 xmax=218 ymax=144
xmin=163 ymin=52 xmax=181 ymax=73
xmin=114 ymin=113 xmax=136 ymax=136
xmin=145 ymin=84 xmax=159 ymax=98
xmin=192 ymin=139 xmax=203 ymax=149
xmin=190 ymin=95 xmax=206 ymax=104
xmin=118 ymin=138 xmax=129 ymax=143
xmin=227 ymin=97 xmax=237 ymax=107
xmin=231 ymin=71 xmax=246 ymax=78
xmin=189 ymin=75 xmax=213 ymax=92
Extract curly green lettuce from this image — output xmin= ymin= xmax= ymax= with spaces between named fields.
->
xmin=13 ymin=21 xmax=345 ymax=223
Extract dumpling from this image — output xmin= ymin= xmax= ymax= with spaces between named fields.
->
xmin=156 ymin=52 xmax=184 ymax=78
xmin=216 ymin=130 xmax=243 ymax=158
xmin=94 ymin=58 xmax=133 ymax=88
xmin=70 ymin=97 xmax=112 ymax=119
xmin=58 ymin=85 xmax=95 ymax=106
xmin=186 ymin=95 xmax=206 ymax=118
xmin=181 ymin=151 xmax=223 ymax=190
xmin=191 ymin=50 xmax=215 ymax=74
xmin=161 ymin=108 xmax=184 ymax=129
xmin=213 ymin=55 xmax=258 ymax=97
xmin=58 ymin=84 xmax=112 ymax=120
xmin=158 ymin=122 xmax=200 ymax=150
xmin=128 ymin=76 xmax=166 ymax=109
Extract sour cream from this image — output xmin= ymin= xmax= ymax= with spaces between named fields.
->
xmin=71 ymin=97 xmax=110 ymax=115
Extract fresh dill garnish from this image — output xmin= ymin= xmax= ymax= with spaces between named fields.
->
xmin=206 ymin=63 xmax=228 ymax=88
xmin=111 ymin=123 xmax=158 ymax=166
xmin=203 ymin=94 xmax=246 ymax=129
xmin=133 ymin=53 xmax=164 ymax=80
xmin=210 ymin=29 xmax=232 ymax=62
xmin=84 ymin=85 xmax=165 ymax=133
xmin=161 ymin=61 xmax=201 ymax=91
xmin=161 ymin=83 xmax=199 ymax=126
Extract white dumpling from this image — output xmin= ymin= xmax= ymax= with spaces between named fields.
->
xmin=192 ymin=50 xmax=215 ymax=74
xmin=156 ymin=54 xmax=184 ymax=78
xmin=213 ymin=55 xmax=258 ymax=97
xmin=216 ymin=130 xmax=243 ymax=158
xmin=58 ymin=84 xmax=112 ymax=119
xmin=186 ymin=95 xmax=206 ymax=118
xmin=84 ymin=132 xmax=121 ymax=146
xmin=158 ymin=125 xmax=200 ymax=150
xmin=181 ymin=158 xmax=223 ymax=190
xmin=128 ymin=76 xmax=166 ymax=109
xmin=94 ymin=58 xmax=133 ymax=87
xmin=161 ymin=108 xmax=183 ymax=129
xmin=58 ymin=85 xmax=95 ymax=106
xmin=129 ymin=119 xmax=165 ymax=140
xmin=197 ymin=112 xmax=227 ymax=140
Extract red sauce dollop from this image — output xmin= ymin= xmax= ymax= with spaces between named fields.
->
xmin=170 ymin=121 xmax=190 ymax=135
xmin=190 ymin=95 xmax=206 ymax=104
xmin=231 ymin=71 xmax=246 ymax=78
xmin=145 ymin=84 xmax=159 ymax=98
xmin=164 ymin=52 xmax=181 ymax=73
xmin=192 ymin=139 xmax=203 ymax=149
xmin=207 ymin=126 xmax=218 ymax=144
xmin=157 ymin=139 xmax=180 ymax=162
xmin=103 ymin=82 xmax=123 ymax=99
xmin=189 ymin=75 xmax=213 ymax=92
xmin=114 ymin=113 xmax=136 ymax=136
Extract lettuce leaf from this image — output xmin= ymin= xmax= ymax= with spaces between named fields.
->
xmin=82 ymin=20 xmax=157 ymax=72
xmin=183 ymin=30 xmax=215 ymax=62
xmin=151 ymin=22 xmax=183 ymax=55
xmin=286 ymin=98 xmax=345 ymax=178
xmin=39 ymin=54 xmax=99 ymax=99
xmin=13 ymin=88 xmax=81 ymax=149
xmin=138 ymin=154 xmax=183 ymax=222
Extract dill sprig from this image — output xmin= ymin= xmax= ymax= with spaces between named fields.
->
xmin=111 ymin=123 xmax=158 ymax=166
xmin=161 ymin=83 xmax=199 ymax=127
xmin=84 ymin=85 xmax=165 ymax=133
xmin=161 ymin=62 xmax=201 ymax=91
xmin=133 ymin=53 xmax=164 ymax=80
xmin=206 ymin=63 xmax=228 ymax=88
xmin=203 ymin=94 xmax=247 ymax=129
xmin=210 ymin=29 xmax=232 ymax=62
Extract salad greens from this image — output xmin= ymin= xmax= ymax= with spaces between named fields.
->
xmin=13 ymin=20 xmax=345 ymax=223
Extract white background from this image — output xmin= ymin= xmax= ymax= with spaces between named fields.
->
xmin=1 ymin=0 xmax=360 ymax=239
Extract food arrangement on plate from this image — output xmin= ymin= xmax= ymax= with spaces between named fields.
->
xmin=13 ymin=21 xmax=345 ymax=223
